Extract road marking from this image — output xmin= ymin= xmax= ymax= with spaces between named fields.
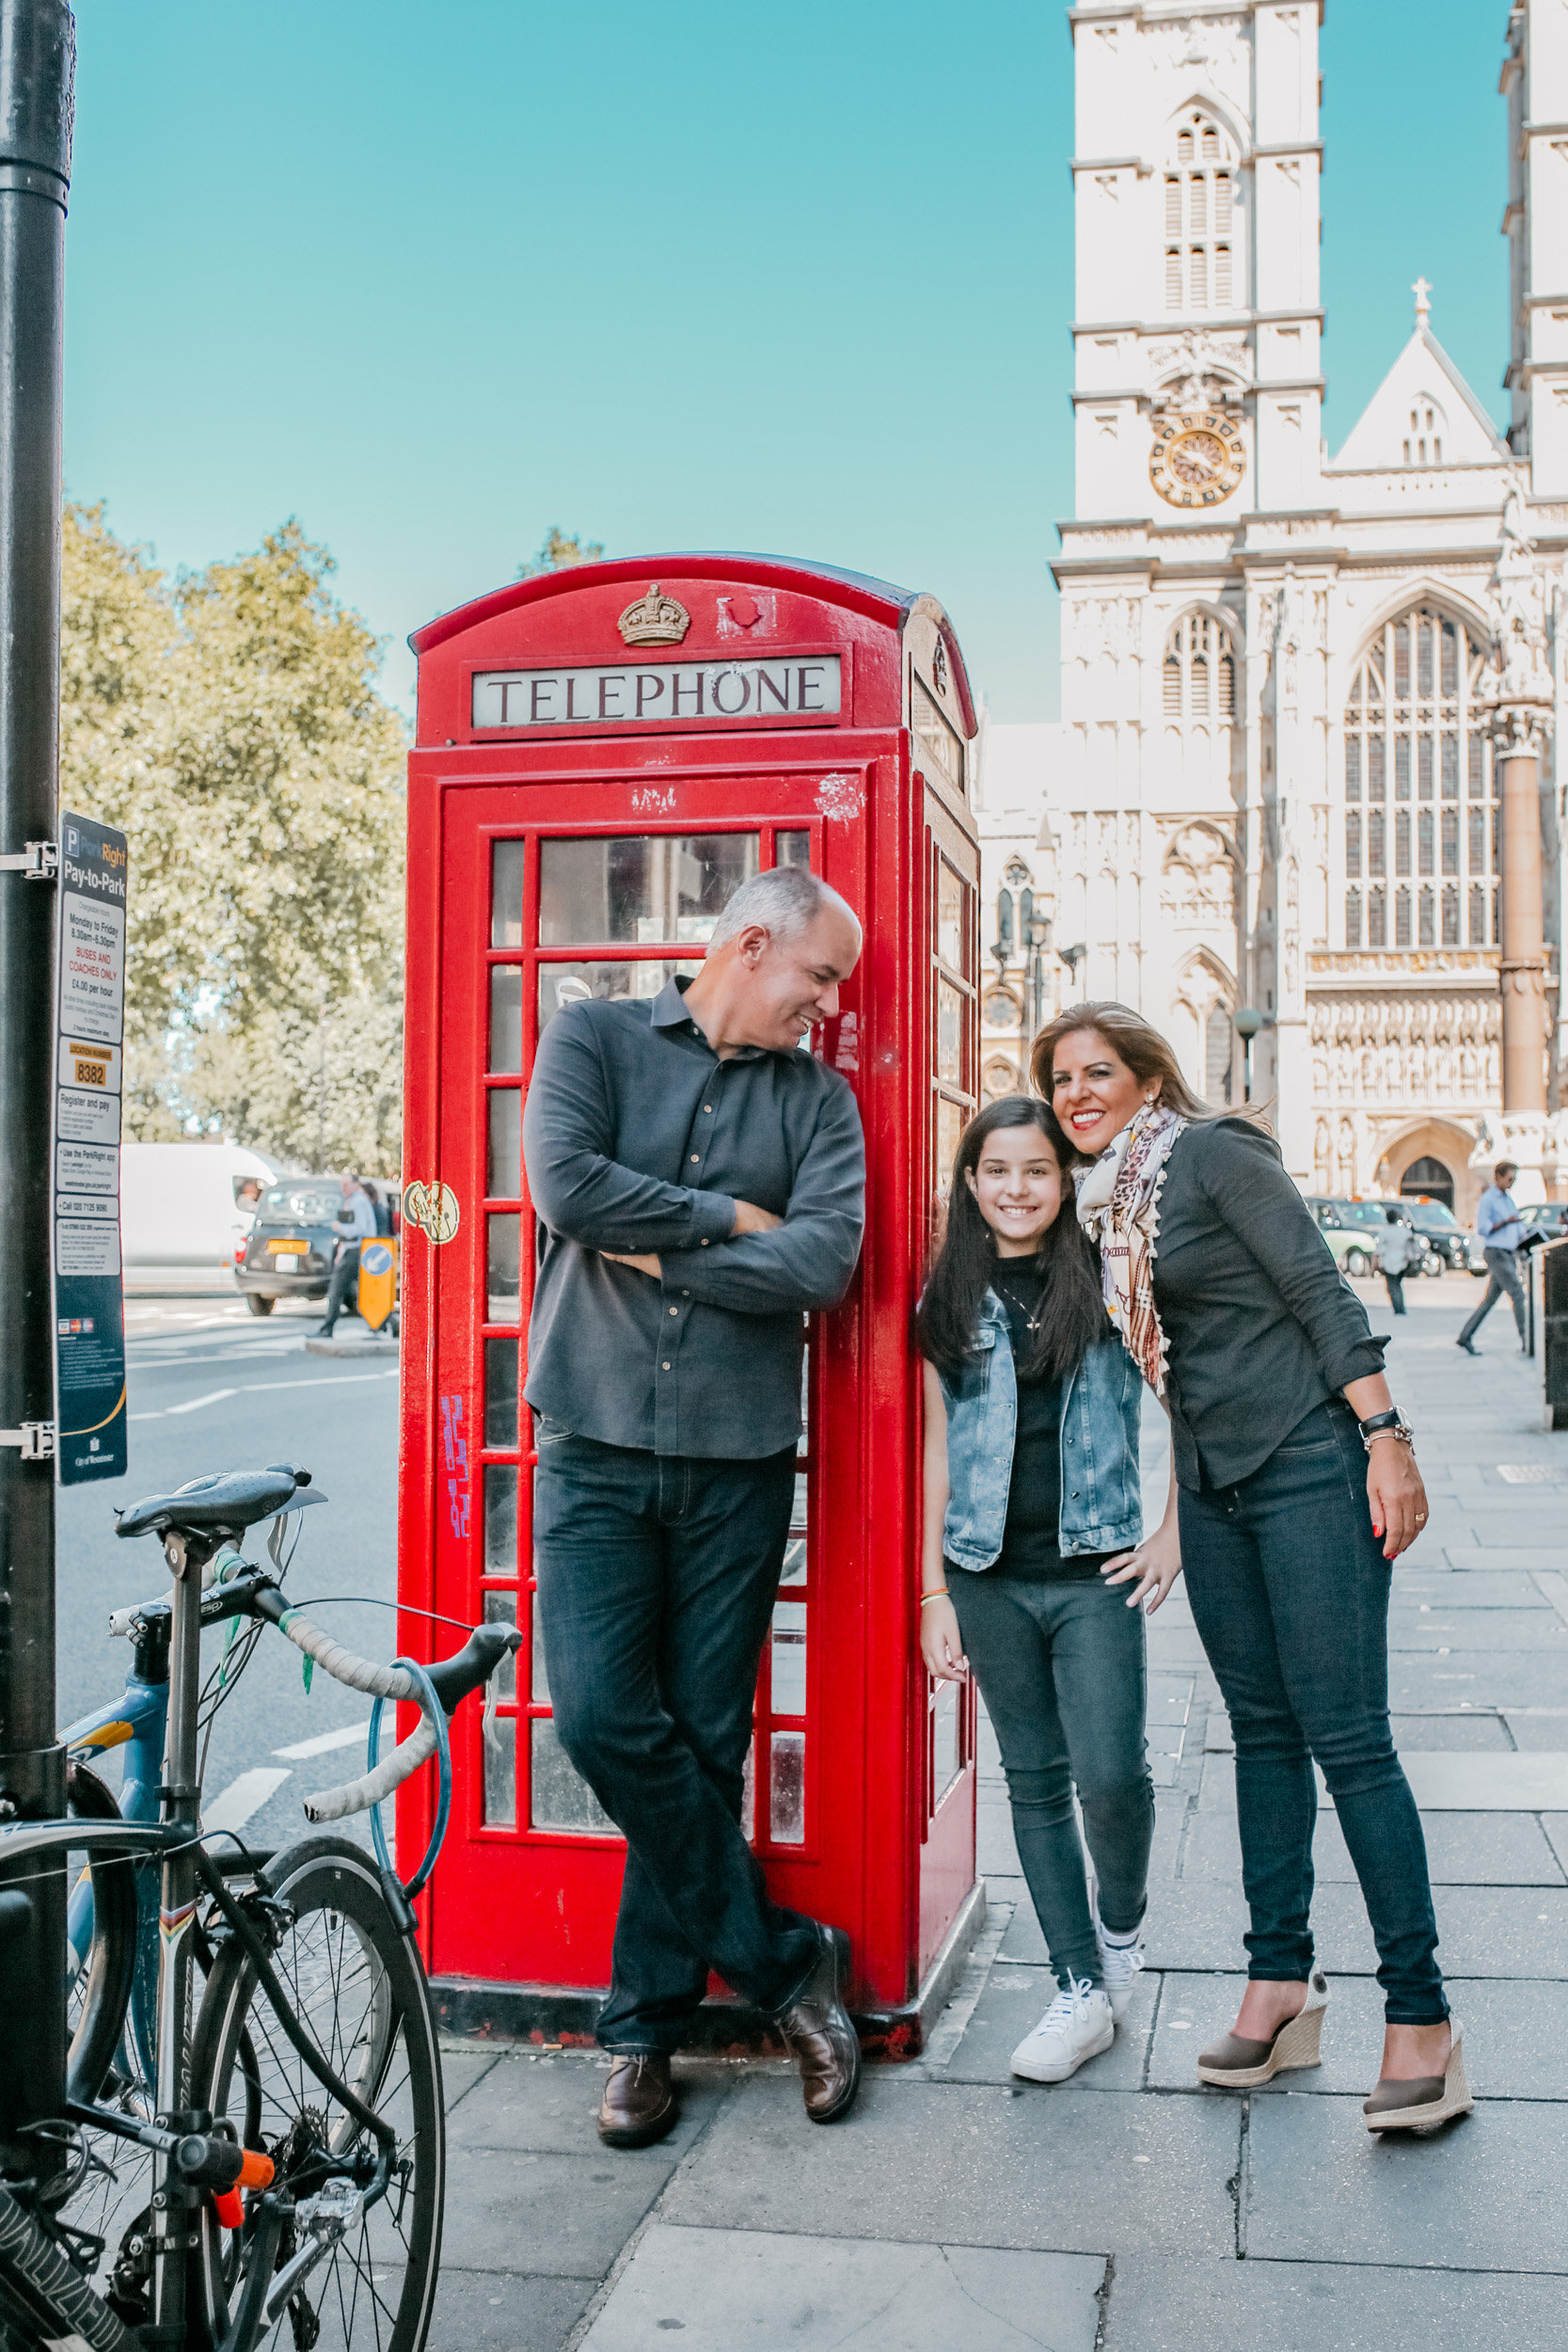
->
xmin=274 ymin=1721 xmax=374 ymax=1761
xmin=166 ymin=1389 xmax=238 ymax=1415
xmin=202 ymin=1768 xmax=291 ymax=1835
xmin=131 ymin=1370 xmax=399 ymax=1421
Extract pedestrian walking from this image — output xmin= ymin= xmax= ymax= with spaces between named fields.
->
xmin=522 ymin=864 xmax=867 ymax=2149
xmin=361 ymin=1179 xmax=394 ymax=1237
xmin=315 ymin=1171 xmax=377 ymax=1336
xmin=1037 ymin=1003 xmax=1470 ymax=2135
xmin=916 ymin=1097 xmax=1175 ymax=2084
xmin=1376 ymin=1208 xmax=1419 ymax=1317
xmin=1457 ymin=1160 xmax=1528 ymax=1355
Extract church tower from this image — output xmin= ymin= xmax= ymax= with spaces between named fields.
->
xmin=1010 ymin=0 xmax=1568 ymax=1216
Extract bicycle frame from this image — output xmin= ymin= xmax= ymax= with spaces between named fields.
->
xmin=61 ymin=1669 xmax=166 ymax=2087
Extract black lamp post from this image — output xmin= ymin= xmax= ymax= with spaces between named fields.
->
xmin=0 ymin=0 xmax=74 ymax=2166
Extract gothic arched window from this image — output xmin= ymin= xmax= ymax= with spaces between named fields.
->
xmin=1163 ymin=611 xmax=1236 ymax=722
xmin=1342 ymin=602 xmax=1496 ymax=950
xmin=1164 ymin=111 xmax=1236 ymax=312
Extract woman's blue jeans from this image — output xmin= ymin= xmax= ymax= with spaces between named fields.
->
xmin=948 ymin=1572 xmax=1155 ymax=1990
xmin=1180 ymin=1398 xmax=1448 ymax=2025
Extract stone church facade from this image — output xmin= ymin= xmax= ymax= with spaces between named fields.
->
xmin=978 ymin=0 xmax=1568 ymax=1217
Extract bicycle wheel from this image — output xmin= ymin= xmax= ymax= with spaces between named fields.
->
xmin=190 ymin=1835 xmax=444 ymax=2352
xmin=41 ymin=1763 xmax=165 ymax=2328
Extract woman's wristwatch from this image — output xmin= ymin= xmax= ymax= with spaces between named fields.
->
xmin=1357 ymin=1406 xmax=1415 ymax=1455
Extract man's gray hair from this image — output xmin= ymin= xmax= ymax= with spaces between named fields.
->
xmin=707 ymin=863 xmax=859 ymax=950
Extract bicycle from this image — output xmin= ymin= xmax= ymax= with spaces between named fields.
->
xmin=0 ymin=1461 xmax=519 ymax=2352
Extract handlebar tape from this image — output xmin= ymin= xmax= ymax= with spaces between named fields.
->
xmin=273 ymin=1613 xmax=420 ymax=1703
xmin=303 ymin=1717 xmax=437 ymax=1824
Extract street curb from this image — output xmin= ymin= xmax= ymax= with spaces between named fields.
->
xmin=303 ymin=1336 xmax=400 ymax=1359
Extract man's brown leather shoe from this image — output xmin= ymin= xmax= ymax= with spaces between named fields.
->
xmin=775 ymin=1925 xmax=861 ymax=2124
xmin=596 ymin=2053 xmax=678 ymax=2149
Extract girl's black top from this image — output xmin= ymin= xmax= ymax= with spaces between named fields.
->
xmin=987 ymin=1255 xmax=1111 ymax=1584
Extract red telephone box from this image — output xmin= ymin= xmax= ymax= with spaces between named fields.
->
xmin=398 ymin=555 xmax=983 ymax=2047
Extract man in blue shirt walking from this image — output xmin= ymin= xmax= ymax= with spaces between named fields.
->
xmin=1458 ymin=1160 xmax=1528 ymax=1354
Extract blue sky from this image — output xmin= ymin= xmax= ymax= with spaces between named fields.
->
xmin=64 ymin=1 xmax=1511 ymax=723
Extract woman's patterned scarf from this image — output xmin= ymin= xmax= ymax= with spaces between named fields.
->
xmin=1075 ymin=1102 xmax=1186 ymax=1395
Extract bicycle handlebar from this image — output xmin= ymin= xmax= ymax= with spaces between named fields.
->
xmin=303 ymin=1716 xmax=438 ymax=1824
xmin=293 ymin=1618 xmax=523 ymax=1828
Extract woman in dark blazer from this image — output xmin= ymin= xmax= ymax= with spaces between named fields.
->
xmin=1032 ymin=1001 xmax=1468 ymax=2136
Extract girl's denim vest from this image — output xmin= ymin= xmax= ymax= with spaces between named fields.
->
xmin=939 ymin=1292 xmax=1143 ymax=1573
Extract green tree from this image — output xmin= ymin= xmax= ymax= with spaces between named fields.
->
xmin=516 ymin=527 xmax=604 ymax=579
xmin=59 ymin=503 xmax=407 ymax=1167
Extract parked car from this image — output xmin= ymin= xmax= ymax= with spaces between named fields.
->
xmin=1519 ymin=1203 xmax=1568 ymax=1245
xmin=233 ymin=1176 xmax=403 ymax=1316
xmin=1306 ymin=1196 xmax=1400 ymax=1279
xmin=1387 ymin=1195 xmax=1485 ymax=1276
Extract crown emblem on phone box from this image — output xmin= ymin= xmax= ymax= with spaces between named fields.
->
xmin=618 ymin=583 xmax=691 ymax=647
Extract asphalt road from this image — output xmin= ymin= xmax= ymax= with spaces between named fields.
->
xmin=57 ymin=1290 xmax=402 ymax=1859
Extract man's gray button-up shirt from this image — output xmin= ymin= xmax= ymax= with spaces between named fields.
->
xmin=522 ymin=978 xmax=865 ymax=1459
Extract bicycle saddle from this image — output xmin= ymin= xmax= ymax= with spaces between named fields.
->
xmin=116 ymin=1463 xmax=322 ymax=1540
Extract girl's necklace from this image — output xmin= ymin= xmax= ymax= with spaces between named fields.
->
xmin=995 ymin=1264 xmax=1047 ymax=1332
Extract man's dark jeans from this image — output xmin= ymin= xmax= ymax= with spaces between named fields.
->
xmin=532 ymin=1422 xmax=819 ymax=2053
xmin=1459 ymin=1247 xmax=1528 ymax=1347
xmin=1180 ymin=1398 xmax=1448 ymax=2025
xmin=320 ymin=1242 xmax=361 ymax=1333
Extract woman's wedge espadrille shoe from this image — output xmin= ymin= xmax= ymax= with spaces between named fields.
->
xmin=1363 ymin=2018 xmax=1473 ymax=2133
xmin=1196 ymin=1969 xmax=1329 ymax=2090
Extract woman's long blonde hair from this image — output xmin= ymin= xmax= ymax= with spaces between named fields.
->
xmin=1029 ymin=1001 xmax=1214 ymax=1122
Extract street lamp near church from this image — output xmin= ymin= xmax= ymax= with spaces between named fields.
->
xmin=1234 ymin=1004 xmax=1273 ymax=1102
xmin=992 ymin=865 xmax=1054 ymax=1082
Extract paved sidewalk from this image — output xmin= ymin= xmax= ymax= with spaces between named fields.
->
xmin=430 ymin=1278 xmax=1568 ymax=2350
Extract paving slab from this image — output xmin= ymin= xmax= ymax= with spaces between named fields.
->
xmin=1245 ymin=2093 xmax=1568 ymax=2271
xmin=1393 ymin=1571 xmax=1551 ymax=1608
xmin=1545 ymin=1816 xmax=1568 ymax=1874
xmin=579 ymin=2225 xmax=1105 ymax=2351
xmin=440 ymin=2143 xmax=681 ymax=2280
xmin=427 ymin=2271 xmax=594 ymax=2352
xmin=1148 ymin=1972 xmax=1568 ymax=2099
xmin=1387 ymin=1708 xmax=1515 ymax=1748
xmin=658 ymin=2074 xmax=1240 ymax=2257
xmin=1387 ymin=1654 xmax=1568 ymax=1708
xmin=1387 ymin=1610 xmax=1568 ymax=1651
xmin=1503 ymin=1708 xmax=1568 ymax=1751
xmin=1445 ymin=1548 xmax=1567 ymax=1570
xmin=1103 ymin=2254 xmax=1568 ymax=2352
xmin=939 ymin=1962 xmax=1160 ymax=2089
xmin=1379 ymin=1752 xmax=1568 ymax=1809
xmin=1180 ymin=1804 xmax=1564 ymax=1886
xmin=444 ymin=2050 xmax=731 ymax=2158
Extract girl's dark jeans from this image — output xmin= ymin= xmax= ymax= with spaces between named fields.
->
xmin=1180 ymin=1397 xmax=1448 ymax=2025
xmin=948 ymin=1571 xmax=1155 ymax=1990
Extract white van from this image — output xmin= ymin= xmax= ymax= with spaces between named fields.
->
xmin=120 ymin=1142 xmax=281 ymax=1273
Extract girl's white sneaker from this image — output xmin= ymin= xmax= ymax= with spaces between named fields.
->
xmin=1097 ymin=1931 xmax=1145 ymax=2025
xmin=1010 ymin=1978 xmax=1115 ymax=2083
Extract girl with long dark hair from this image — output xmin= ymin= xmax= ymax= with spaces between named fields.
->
xmin=916 ymin=1096 xmax=1181 ymax=2083
xmin=1036 ymin=1003 xmax=1467 ymax=2135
